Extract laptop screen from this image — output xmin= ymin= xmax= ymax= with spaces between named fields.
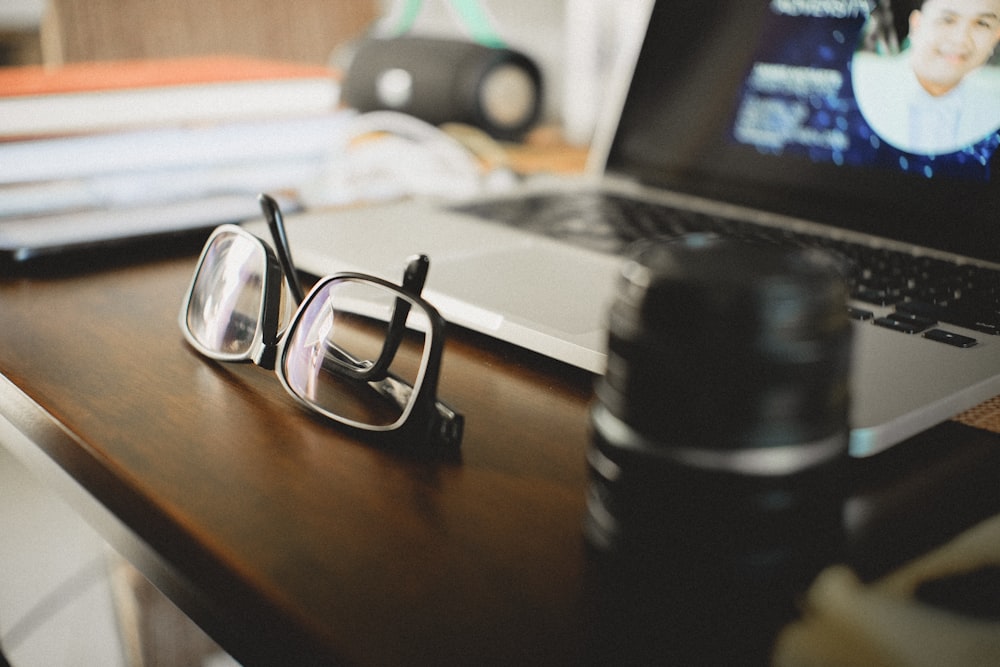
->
xmin=606 ymin=0 xmax=1000 ymax=263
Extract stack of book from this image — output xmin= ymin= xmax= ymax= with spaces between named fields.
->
xmin=0 ymin=55 xmax=353 ymax=265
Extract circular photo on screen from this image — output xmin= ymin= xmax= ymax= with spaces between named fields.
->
xmin=852 ymin=0 xmax=1000 ymax=155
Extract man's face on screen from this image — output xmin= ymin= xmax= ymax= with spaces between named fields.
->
xmin=908 ymin=0 xmax=1000 ymax=95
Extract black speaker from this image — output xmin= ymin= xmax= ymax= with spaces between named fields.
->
xmin=342 ymin=36 xmax=543 ymax=141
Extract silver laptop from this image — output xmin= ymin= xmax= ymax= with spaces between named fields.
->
xmin=248 ymin=1 xmax=1000 ymax=457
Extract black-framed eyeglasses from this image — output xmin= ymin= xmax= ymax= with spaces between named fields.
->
xmin=179 ymin=194 xmax=463 ymax=450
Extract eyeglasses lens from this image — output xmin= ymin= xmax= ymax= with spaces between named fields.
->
xmin=282 ymin=279 xmax=429 ymax=428
xmin=186 ymin=232 xmax=268 ymax=357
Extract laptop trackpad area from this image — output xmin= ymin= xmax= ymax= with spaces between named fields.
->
xmin=426 ymin=243 xmax=622 ymax=338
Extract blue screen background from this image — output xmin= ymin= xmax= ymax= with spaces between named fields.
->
xmin=729 ymin=7 xmax=999 ymax=181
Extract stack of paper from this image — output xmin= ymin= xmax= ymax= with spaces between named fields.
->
xmin=0 ymin=56 xmax=354 ymax=265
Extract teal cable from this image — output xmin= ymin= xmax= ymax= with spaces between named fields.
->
xmin=392 ymin=0 xmax=506 ymax=48
xmin=450 ymin=0 xmax=506 ymax=48
xmin=393 ymin=0 xmax=424 ymax=36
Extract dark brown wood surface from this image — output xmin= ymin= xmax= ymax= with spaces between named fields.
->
xmin=1 ymin=253 xmax=998 ymax=665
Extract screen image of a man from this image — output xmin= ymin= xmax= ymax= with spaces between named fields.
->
xmin=852 ymin=0 xmax=1000 ymax=155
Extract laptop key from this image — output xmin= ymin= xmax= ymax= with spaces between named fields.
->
xmin=847 ymin=306 xmax=874 ymax=321
xmin=874 ymin=316 xmax=926 ymax=334
xmin=898 ymin=300 xmax=1000 ymax=336
xmin=886 ymin=311 xmax=937 ymax=329
xmin=924 ymin=329 xmax=978 ymax=348
xmin=853 ymin=287 xmax=897 ymax=306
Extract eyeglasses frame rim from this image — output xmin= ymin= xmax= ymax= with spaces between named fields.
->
xmin=274 ymin=272 xmax=447 ymax=437
xmin=180 ymin=222 xmax=464 ymax=450
xmin=178 ymin=223 xmax=285 ymax=369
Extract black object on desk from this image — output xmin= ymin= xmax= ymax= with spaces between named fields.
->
xmin=342 ymin=36 xmax=543 ymax=141
xmin=586 ymin=236 xmax=853 ymax=664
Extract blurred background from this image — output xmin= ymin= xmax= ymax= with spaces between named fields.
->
xmin=0 ymin=2 xmax=648 ymax=665
xmin=0 ymin=0 xmax=42 ymax=65
xmin=0 ymin=0 xmax=651 ymax=143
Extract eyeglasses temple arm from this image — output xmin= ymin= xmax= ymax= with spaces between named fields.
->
xmin=428 ymin=398 xmax=464 ymax=450
xmin=344 ymin=254 xmax=430 ymax=382
xmin=379 ymin=253 xmax=429 ymax=367
xmin=317 ymin=254 xmax=431 ymax=383
xmin=259 ymin=193 xmax=306 ymax=305
xmin=367 ymin=372 xmax=464 ymax=449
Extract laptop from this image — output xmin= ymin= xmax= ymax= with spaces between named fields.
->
xmin=246 ymin=0 xmax=1000 ymax=457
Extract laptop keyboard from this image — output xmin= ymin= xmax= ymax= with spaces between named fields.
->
xmin=452 ymin=192 xmax=1000 ymax=346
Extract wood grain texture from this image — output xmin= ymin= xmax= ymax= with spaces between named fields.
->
xmin=41 ymin=0 xmax=378 ymax=65
xmin=0 ymin=255 xmax=592 ymax=665
xmin=1 ymin=253 xmax=998 ymax=665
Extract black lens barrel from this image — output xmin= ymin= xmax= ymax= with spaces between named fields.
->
xmin=585 ymin=235 xmax=853 ymax=664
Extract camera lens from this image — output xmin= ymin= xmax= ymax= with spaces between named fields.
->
xmin=585 ymin=235 xmax=852 ymax=663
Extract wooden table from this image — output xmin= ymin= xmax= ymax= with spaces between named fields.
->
xmin=1 ymin=250 xmax=999 ymax=665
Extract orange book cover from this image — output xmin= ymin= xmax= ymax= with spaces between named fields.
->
xmin=0 ymin=56 xmax=341 ymax=137
xmin=0 ymin=56 xmax=337 ymax=97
